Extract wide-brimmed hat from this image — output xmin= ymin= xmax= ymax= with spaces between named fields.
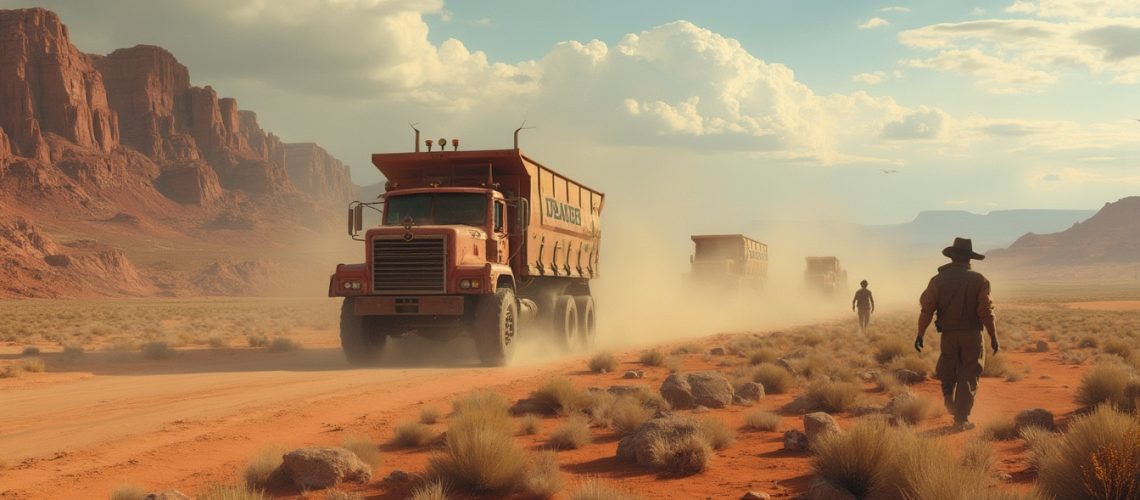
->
xmin=942 ymin=237 xmax=985 ymax=260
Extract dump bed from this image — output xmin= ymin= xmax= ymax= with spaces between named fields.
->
xmin=372 ymin=149 xmax=604 ymax=279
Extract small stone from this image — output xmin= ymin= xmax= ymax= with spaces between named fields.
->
xmin=1014 ymin=408 xmax=1055 ymax=431
xmin=735 ymin=382 xmax=765 ymax=402
xmin=894 ymin=368 xmax=925 ymax=385
xmin=998 ymin=472 xmax=1013 ymax=481
xmin=623 ymin=370 xmax=644 ymax=379
xmin=384 ymin=470 xmax=410 ymax=482
xmin=144 ymin=491 xmax=190 ymax=500
xmin=741 ymin=492 xmax=771 ymax=500
xmin=782 ymin=429 xmax=809 ymax=451
xmin=281 ymin=447 xmax=372 ymax=489
xmin=709 ymin=346 xmax=727 ymax=356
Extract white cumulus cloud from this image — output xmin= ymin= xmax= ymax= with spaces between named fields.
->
xmin=859 ymin=17 xmax=891 ymax=29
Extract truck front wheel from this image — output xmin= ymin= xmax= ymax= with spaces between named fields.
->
xmin=474 ymin=287 xmax=519 ymax=367
xmin=340 ymin=298 xmax=387 ymax=366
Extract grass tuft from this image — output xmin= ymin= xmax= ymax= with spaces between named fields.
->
xmin=804 ymin=379 xmax=862 ymax=413
xmin=1033 ymin=405 xmax=1140 ymax=500
xmin=198 ymin=483 xmax=267 ymax=500
xmin=751 ymin=362 xmax=794 ymax=394
xmin=569 ymin=478 xmax=642 ymax=500
xmin=267 ymin=337 xmax=301 ymax=352
xmin=529 ymin=377 xmax=591 ymax=415
xmin=427 ymin=390 xmax=527 ymax=493
xmin=420 ymin=406 xmax=443 ymax=424
xmin=393 ymin=422 xmax=438 ymax=448
xmin=408 ymin=481 xmax=449 ymax=500
xmin=650 ymin=434 xmax=710 ymax=477
xmin=522 ymin=450 xmax=564 ymax=499
xmin=639 ymin=349 xmax=665 ymax=367
xmin=342 ymin=434 xmax=381 ymax=468
xmin=696 ymin=417 xmax=736 ymax=450
xmin=549 ymin=416 xmax=593 ymax=450
xmin=1076 ymin=362 xmax=1134 ymax=410
xmin=587 ymin=352 xmax=618 ymax=373
xmin=109 ymin=485 xmax=146 ymax=500
xmin=743 ymin=410 xmax=783 ymax=431
xmin=141 ymin=341 xmax=173 ymax=360
xmin=519 ymin=414 xmax=541 ymax=435
xmin=243 ymin=446 xmax=285 ymax=490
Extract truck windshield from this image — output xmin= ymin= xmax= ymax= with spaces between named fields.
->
xmin=385 ymin=193 xmax=488 ymax=226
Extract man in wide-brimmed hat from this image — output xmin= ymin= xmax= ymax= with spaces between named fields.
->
xmin=914 ymin=237 xmax=998 ymax=431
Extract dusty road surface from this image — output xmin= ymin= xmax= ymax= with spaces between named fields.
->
xmin=0 ymin=302 xmax=1116 ymax=499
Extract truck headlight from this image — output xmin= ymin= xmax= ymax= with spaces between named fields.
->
xmin=459 ymin=279 xmax=481 ymax=289
xmin=342 ymin=280 xmax=361 ymax=290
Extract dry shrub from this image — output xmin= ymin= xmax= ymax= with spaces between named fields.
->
xmin=671 ymin=342 xmax=703 ymax=355
xmin=982 ymin=353 xmax=1010 ymax=378
xmin=743 ymin=410 xmax=782 ymax=431
xmin=341 ymin=434 xmax=381 ymax=468
xmin=611 ymin=397 xmax=652 ymax=435
xmin=1102 ymin=338 xmax=1133 ymax=358
xmin=812 ymin=419 xmax=1002 ymax=500
xmin=198 ymin=483 xmax=267 ymax=500
xmin=875 ymin=337 xmax=910 ymax=364
xmin=142 ymin=341 xmax=173 ymax=360
xmin=569 ymin=478 xmax=641 ymax=500
xmin=751 ymin=362 xmax=793 ymax=394
xmin=323 ymin=491 xmax=362 ymax=500
xmin=522 ymin=450 xmax=564 ymax=499
xmin=110 ymin=485 xmax=146 ymax=500
xmin=20 ymin=346 xmax=40 ymax=357
xmin=247 ymin=334 xmax=269 ymax=347
xmin=805 ymin=379 xmax=862 ymax=413
xmin=891 ymin=394 xmax=944 ymax=425
xmin=650 ymin=434 xmax=710 ymax=477
xmin=960 ymin=438 xmax=996 ymax=473
xmin=420 ymin=406 xmax=442 ymax=424
xmin=587 ymin=352 xmax=618 ymax=373
xmin=748 ymin=348 xmax=780 ymax=366
xmin=550 ymin=416 xmax=593 ymax=450
xmin=982 ymin=418 xmax=1020 ymax=441
xmin=408 ymin=481 xmax=449 ymax=500
xmin=529 ymin=377 xmax=591 ymax=415
xmin=19 ymin=357 xmax=45 ymax=373
xmin=639 ymin=349 xmax=665 ymax=366
xmin=696 ymin=417 xmax=736 ymax=450
xmin=393 ymin=422 xmax=438 ymax=448
xmin=1077 ymin=362 xmax=1134 ymax=410
xmin=1033 ymin=405 xmax=1140 ymax=500
xmin=62 ymin=344 xmax=85 ymax=360
xmin=888 ymin=354 xmax=932 ymax=378
xmin=519 ymin=414 xmax=541 ymax=435
xmin=663 ymin=357 xmax=682 ymax=373
xmin=244 ymin=446 xmax=285 ymax=489
xmin=267 ymin=337 xmax=301 ymax=352
xmin=427 ymin=391 xmax=527 ymax=493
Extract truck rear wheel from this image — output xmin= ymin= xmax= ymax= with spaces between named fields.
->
xmin=552 ymin=294 xmax=579 ymax=352
xmin=574 ymin=296 xmax=596 ymax=350
xmin=474 ymin=287 xmax=519 ymax=367
xmin=340 ymin=298 xmax=387 ymax=366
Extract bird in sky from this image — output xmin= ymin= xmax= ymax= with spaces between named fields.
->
xmin=881 ymin=169 xmax=899 ymax=174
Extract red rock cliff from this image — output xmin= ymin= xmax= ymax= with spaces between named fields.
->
xmin=284 ymin=142 xmax=356 ymax=206
xmin=0 ymin=8 xmax=119 ymax=163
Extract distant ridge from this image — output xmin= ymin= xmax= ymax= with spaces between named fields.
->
xmin=988 ymin=196 xmax=1140 ymax=264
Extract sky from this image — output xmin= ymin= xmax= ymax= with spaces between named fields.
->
xmin=5 ymin=0 xmax=1140 ymax=227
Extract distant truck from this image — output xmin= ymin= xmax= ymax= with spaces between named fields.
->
xmin=690 ymin=234 xmax=768 ymax=292
xmin=804 ymin=256 xmax=846 ymax=295
xmin=329 ymin=133 xmax=603 ymax=366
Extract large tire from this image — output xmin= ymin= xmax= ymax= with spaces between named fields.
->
xmin=574 ymin=295 xmax=596 ymax=351
xmin=340 ymin=298 xmax=387 ymax=366
xmin=552 ymin=294 xmax=579 ymax=352
xmin=474 ymin=287 xmax=519 ymax=367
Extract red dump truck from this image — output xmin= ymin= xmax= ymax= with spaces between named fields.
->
xmin=689 ymin=234 xmax=768 ymax=292
xmin=329 ymin=137 xmax=603 ymax=366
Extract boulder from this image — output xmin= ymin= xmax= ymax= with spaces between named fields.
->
xmin=803 ymin=412 xmax=841 ymax=444
xmin=509 ymin=397 xmax=548 ymax=416
xmin=616 ymin=416 xmax=701 ymax=466
xmin=659 ymin=371 xmax=734 ymax=409
xmin=1014 ymin=408 xmax=1055 ymax=431
xmin=709 ymin=346 xmax=727 ymax=356
xmin=281 ymin=447 xmax=372 ymax=489
xmin=741 ymin=492 xmax=771 ymax=500
xmin=784 ymin=395 xmax=815 ymax=414
xmin=735 ymin=381 xmax=765 ymax=403
xmin=782 ymin=429 xmax=809 ymax=451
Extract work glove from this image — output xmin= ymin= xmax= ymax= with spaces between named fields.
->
xmin=991 ymin=338 xmax=1000 ymax=355
xmin=914 ymin=336 xmax=924 ymax=353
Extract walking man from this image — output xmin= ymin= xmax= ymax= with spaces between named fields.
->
xmin=852 ymin=280 xmax=874 ymax=332
xmin=914 ymin=237 xmax=999 ymax=431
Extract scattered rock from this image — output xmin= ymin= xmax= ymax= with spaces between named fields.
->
xmin=281 ymin=447 xmax=371 ymax=489
xmin=803 ymin=412 xmax=841 ymax=444
xmin=859 ymin=370 xmax=877 ymax=382
xmin=1014 ymin=408 xmax=1055 ymax=431
xmin=883 ymin=392 xmax=917 ymax=413
xmin=606 ymin=385 xmax=642 ymax=397
xmin=659 ymin=371 xmax=734 ymax=409
xmin=384 ymin=470 xmax=411 ymax=482
xmin=741 ymin=492 xmax=771 ymax=500
xmin=998 ymin=472 xmax=1013 ymax=482
xmin=783 ymin=429 xmax=809 ymax=451
xmin=808 ymin=479 xmax=858 ymax=500
xmin=735 ymin=381 xmax=765 ymax=403
xmin=623 ymin=370 xmax=645 ymax=379
xmin=617 ymin=416 xmax=701 ymax=466
xmin=784 ymin=395 xmax=814 ymax=414
xmin=144 ymin=491 xmax=190 ymax=500
xmin=709 ymin=346 xmax=727 ymax=356
xmin=1035 ymin=340 xmax=1049 ymax=352
xmin=509 ymin=398 xmax=548 ymax=416
xmin=894 ymin=368 xmax=925 ymax=385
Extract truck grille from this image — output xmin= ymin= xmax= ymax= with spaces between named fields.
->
xmin=372 ymin=236 xmax=447 ymax=294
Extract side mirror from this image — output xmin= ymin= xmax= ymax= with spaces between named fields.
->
xmin=347 ymin=207 xmax=355 ymax=236
xmin=353 ymin=204 xmax=364 ymax=233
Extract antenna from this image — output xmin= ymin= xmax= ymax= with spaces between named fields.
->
xmin=410 ymin=122 xmax=420 ymax=152
xmin=513 ymin=120 xmax=535 ymax=150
